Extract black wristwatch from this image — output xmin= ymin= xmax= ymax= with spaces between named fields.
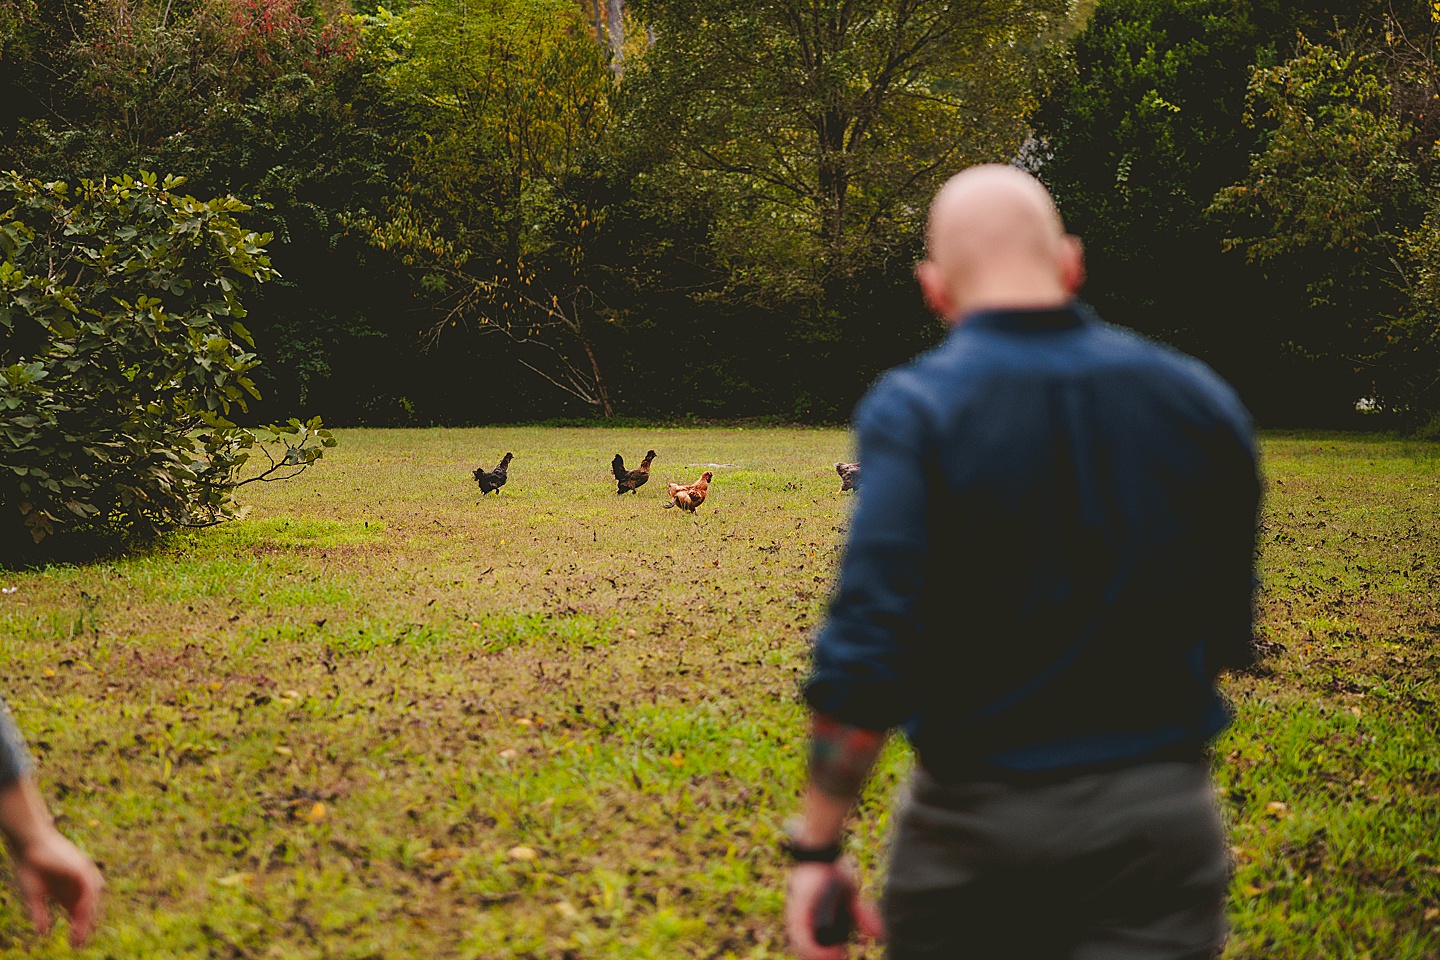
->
xmin=785 ymin=838 xmax=843 ymax=864
xmin=783 ymin=821 xmax=844 ymax=864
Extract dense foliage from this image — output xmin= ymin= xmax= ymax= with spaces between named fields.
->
xmin=0 ymin=172 xmax=333 ymax=544
xmin=0 ymin=0 xmax=415 ymax=423
xmin=1035 ymin=0 xmax=1440 ymax=427
xmin=363 ymin=0 xmax=623 ymax=415
xmin=1 ymin=0 xmax=1435 ymax=427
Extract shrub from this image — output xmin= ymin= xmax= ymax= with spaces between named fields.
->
xmin=0 ymin=171 xmax=334 ymax=546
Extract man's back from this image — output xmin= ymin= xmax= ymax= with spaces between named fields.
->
xmin=808 ymin=303 xmax=1260 ymax=783
xmin=784 ymin=167 xmax=1253 ymax=960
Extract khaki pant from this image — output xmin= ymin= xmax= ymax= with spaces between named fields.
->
xmin=882 ymin=761 xmax=1228 ymax=960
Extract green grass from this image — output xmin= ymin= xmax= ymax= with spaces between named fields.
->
xmin=0 ymin=427 xmax=1435 ymax=958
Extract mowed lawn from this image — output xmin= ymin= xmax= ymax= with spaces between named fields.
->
xmin=0 ymin=427 xmax=1436 ymax=959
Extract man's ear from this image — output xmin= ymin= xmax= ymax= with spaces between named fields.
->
xmin=915 ymin=260 xmax=954 ymax=320
xmin=1060 ymin=235 xmax=1086 ymax=296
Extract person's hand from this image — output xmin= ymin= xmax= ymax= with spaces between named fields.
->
xmin=785 ymin=860 xmax=883 ymax=960
xmin=11 ymin=826 xmax=104 ymax=946
xmin=0 ymin=777 xmax=103 ymax=947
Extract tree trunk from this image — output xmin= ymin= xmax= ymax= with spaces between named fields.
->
xmin=578 ymin=328 xmax=616 ymax=418
xmin=815 ymin=106 xmax=850 ymax=270
xmin=606 ymin=0 xmax=625 ymax=71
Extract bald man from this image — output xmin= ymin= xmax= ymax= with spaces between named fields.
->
xmin=783 ymin=166 xmax=1259 ymax=960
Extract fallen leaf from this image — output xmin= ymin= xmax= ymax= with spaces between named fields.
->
xmin=507 ymin=845 xmax=537 ymax=861
xmin=553 ymin=901 xmax=579 ymax=918
xmin=515 ymin=718 xmax=533 ymax=727
xmin=498 ymin=748 xmax=518 ymax=759
xmin=215 ymin=872 xmax=252 ymax=888
xmin=305 ymin=802 xmax=327 ymax=824
xmin=42 ymin=668 xmax=55 ymax=678
xmin=669 ymin=751 xmax=684 ymax=767
xmin=283 ymin=690 xmax=302 ymax=700
xmin=1425 ymin=907 xmax=1439 ymax=922
xmin=1264 ymin=801 xmax=1289 ymax=818
xmin=274 ymin=746 xmax=293 ymax=756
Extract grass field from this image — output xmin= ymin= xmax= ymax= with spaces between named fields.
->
xmin=0 ymin=427 xmax=1437 ymax=959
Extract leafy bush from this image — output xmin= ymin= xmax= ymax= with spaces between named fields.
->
xmin=0 ymin=171 xmax=334 ymax=545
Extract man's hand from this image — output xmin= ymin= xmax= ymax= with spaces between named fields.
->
xmin=785 ymin=860 xmax=883 ymax=960
xmin=0 ymin=776 xmax=104 ymax=946
xmin=784 ymin=713 xmax=888 ymax=958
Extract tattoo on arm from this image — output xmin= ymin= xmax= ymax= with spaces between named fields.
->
xmin=808 ymin=713 xmax=886 ymax=802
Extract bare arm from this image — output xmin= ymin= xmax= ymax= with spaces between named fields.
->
xmin=0 ymin=702 xmax=103 ymax=947
xmin=785 ymin=713 xmax=887 ymax=960
xmin=792 ymin=712 xmax=888 ymax=847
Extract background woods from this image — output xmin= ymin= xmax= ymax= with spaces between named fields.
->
xmin=3 ymin=0 xmax=1440 ymax=429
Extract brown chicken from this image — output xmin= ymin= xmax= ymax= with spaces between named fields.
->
xmin=613 ymin=450 xmax=657 ymax=494
xmin=836 ymin=461 xmax=860 ymax=492
xmin=663 ymin=471 xmax=713 ymax=512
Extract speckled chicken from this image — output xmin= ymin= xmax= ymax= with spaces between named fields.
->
xmin=473 ymin=453 xmax=513 ymax=496
xmin=836 ymin=461 xmax=860 ymax=492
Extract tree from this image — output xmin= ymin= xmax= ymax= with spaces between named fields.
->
xmin=1031 ymin=0 xmax=1435 ymax=424
xmin=1210 ymin=24 xmax=1440 ymax=426
xmin=0 ymin=0 xmax=416 ymax=424
xmin=1210 ymin=43 xmax=1420 ymax=358
xmin=626 ymin=0 xmax=1080 ymax=307
xmin=364 ymin=0 xmax=623 ymax=416
xmin=1031 ymin=0 xmax=1278 ymax=375
xmin=0 ymin=172 xmax=334 ymax=546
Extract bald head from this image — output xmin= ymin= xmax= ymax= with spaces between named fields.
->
xmin=916 ymin=165 xmax=1084 ymax=324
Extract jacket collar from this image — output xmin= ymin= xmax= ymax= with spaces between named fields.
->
xmin=953 ymin=300 xmax=1091 ymax=334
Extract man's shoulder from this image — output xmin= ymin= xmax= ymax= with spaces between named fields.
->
xmin=1089 ymin=320 xmax=1253 ymax=436
xmin=856 ymin=306 xmax=1253 ymax=441
xmin=855 ymin=342 xmax=962 ymax=427
xmin=854 ymin=365 xmax=929 ymax=433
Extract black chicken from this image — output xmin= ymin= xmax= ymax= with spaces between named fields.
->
xmin=612 ymin=450 xmax=657 ymax=494
xmin=473 ymin=453 xmax=514 ymax=496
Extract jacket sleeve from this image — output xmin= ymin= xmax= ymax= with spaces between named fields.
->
xmin=805 ymin=377 xmax=932 ymax=731
xmin=0 ymin=697 xmax=33 ymax=786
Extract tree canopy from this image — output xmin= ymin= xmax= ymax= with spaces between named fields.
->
xmin=1 ymin=0 xmax=1434 ymax=429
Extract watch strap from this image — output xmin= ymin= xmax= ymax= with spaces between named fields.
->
xmin=784 ymin=838 xmax=843 ymax=864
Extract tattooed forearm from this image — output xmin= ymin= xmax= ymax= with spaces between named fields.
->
xmin=807 ymin=713 xmax=887 ymax=803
